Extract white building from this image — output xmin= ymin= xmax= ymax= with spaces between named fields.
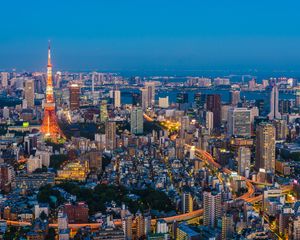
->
xmin=158 ymin=96 xmax=169 ymax=108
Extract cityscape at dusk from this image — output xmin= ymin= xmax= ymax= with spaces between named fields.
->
xmin=1 ymin=1 xmax=300 ymax=240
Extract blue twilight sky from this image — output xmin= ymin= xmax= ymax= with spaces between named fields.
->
xmin=0 ymin=0 xmax=300 ymax=73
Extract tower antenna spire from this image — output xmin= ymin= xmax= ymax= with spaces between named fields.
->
xmin=48 ymin=40 xmax=51 ymax=66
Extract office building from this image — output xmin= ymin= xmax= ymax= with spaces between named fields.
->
xmin=268 ymin=85 xmax=281 ymax=120
xmin=255 ymin=123 xmax=276 ymax=173
xmin=237 ymin=147 xmax=251 ymax=178
xmin=105 ymin=120 xmax=116 ymax=151
xmin=130 ymin=107 xmax=143 ymax=134
xmin=24 ymin=79 xmax=35 ymax=108
xmin=203 ymin=190 xmax=222 ymax=228
xmin=206 ymin=94 xmax=221 ymax=129
xmin=69 ymin=84 xmax=80 ymax=110
xmin=227 ymin=108 xmax=251 ymax=137
xmin=145 ymin=81 xmax=156 ymax=106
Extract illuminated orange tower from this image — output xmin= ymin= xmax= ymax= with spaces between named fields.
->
xmin=40 ymin=42 xmax=65 ymax=142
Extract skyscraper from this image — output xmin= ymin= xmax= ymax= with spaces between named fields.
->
xmin=141 ymin=87 xmax=149 ymax=110
xmin=206 ymin=94 xmax=221 ymax=130
xmin=24 ymin=79 xmax=35 ymax=108
xmin=69 ymin=84 xmax=80 ymax=110
xmin=237 ymin=147 xmax=251 ymax=177
xmin=227 ymin=108 xmax=251 ymax=137
xmin=255 ymin=123 xmax=276 ymax=173
xmin=113 ymin=90 xmax=121 ymax=108
xmin=268 ymin=85 xmax=281 ymax=120
xmin=105 ymin=120 xmax=116 ymax=151
xmin=144 ymin=81 xmax=155 ymax=106
xmin=203 ymin=190 xmax=222 ymax=228
xmin=40 ymin=42 xmax=65 ymax=142
xmin=229 ymin=90 xmax=240 ymax=106
xmin=130 ymin=107 xmax=143 ymax=134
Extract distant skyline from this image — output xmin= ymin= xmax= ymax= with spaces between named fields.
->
xmin=1 ymin=0 xmax=300 ymax=72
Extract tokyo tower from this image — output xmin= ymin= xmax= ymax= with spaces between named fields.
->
xmin=40 ymin=42 xmax=65 ymax=142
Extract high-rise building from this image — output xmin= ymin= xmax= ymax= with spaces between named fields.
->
xmin=141 ymin=88 xmax=149 ymax=110
xmin=279 ymin=99 xmax=292 ymax=115
xmin=130 ymin=107 xmax=143 ymax=134
xmin=227 ymin=108 xmax=251 ymax=137
xmin=135 ymin=211 xmax=145 ymax=239
xmin=194 ymin=93 xmax=206 ymax=109
xmin=204 ymin=111 xmax=213 ymax=135
xmin=69 ymin=84 xmax=80 ymax=110
xmin=105 ymin=120 xmax=116 ymax=151
xmin=99 ymin=100 xmax=108 ymax=123
xmin=24 ymin=79 xmax=35 ymax=108
xmin=0 ymin=72 xmax=9 ymax=88
xmin=122 ymin=214 xmax=133 ymax=240
xmin=144 ymin=81 xmax=155 ymax=106
xmin=40 ymin=42 xmax=65 ymax=142
xmin=203 ymin=190 xmax=222 ymax=228
xmin=255 ymin=123 xmax=276 ymax=173
xmin=177 ymin=92 xmax=189 ymax=110
xmin=237 ymin=147 xmax=251 ymax=177
xmin=132 ymin=92 xmax=141 ymax=107
xmin=273 ymin=119 xmax=288 ymax=141
xmin=180 ymin=116 xmax=190 ymax=138
xmin=206 ymin=94 xmax=221 ymax=130
xmin=158 ymin=96 xmax=169 ymax=108
xmin=229 ymin=90 xmax=240 ymax=106
xmin=182 ymin=191 xmax=193 ymax=213
xmin=113 ymin=90 xmax=121 ymax=108
xmin=222 ymin=213 xmax=234 ymax=240
xmin=268 ymin=85 xmax=281 ymax=120
xmin=290 ymin=216 xmax=300 ymax=240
